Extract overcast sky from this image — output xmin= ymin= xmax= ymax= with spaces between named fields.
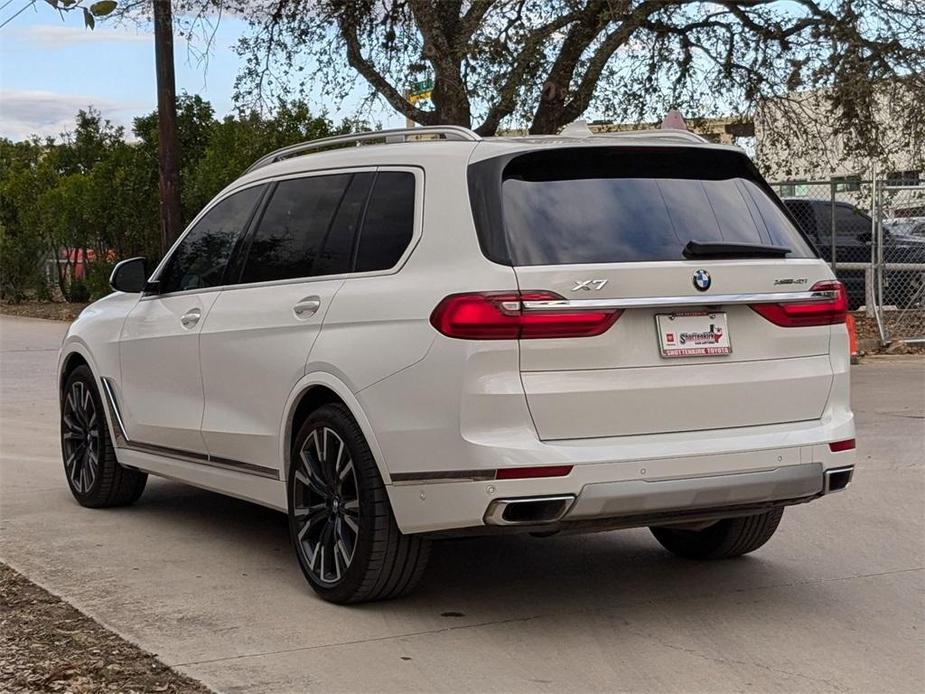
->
xmin=0 ymin=3 xmax=401 ymax=142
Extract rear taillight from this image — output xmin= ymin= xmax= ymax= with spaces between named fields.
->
xmin=750 ymin=280 xmax=848 ymax=327
xmin=430 ymin=291 xmax=621 ymax=340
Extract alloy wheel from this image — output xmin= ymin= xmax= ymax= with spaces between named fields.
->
xmin=62 ymin=380 xmax=100 ymax=494
xmin=292 ymin=426 xmax=360 ymax=585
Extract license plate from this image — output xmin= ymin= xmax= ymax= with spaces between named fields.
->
xmin=656 ymin=312 xmax=732 ymax=358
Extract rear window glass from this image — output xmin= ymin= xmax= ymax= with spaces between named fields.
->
xmin=497 ymin=148 xmax=813 ymax=265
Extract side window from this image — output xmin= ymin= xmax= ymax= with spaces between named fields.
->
xmin=834 ymin=204 xmax=872 ymax=237
xmin=158 ymin=186 xmax=263 ymax=294
xmin=355 ymin=172 xmax=416 ymax=273
xmin=240 ymin=173 xmax=368 ymax=284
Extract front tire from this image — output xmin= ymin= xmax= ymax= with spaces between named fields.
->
xmin=288 ymin=404 xmax=430 ymax=603
xmin=60 ymin=365 xmax=147 ymax=508
xmin=650 ymin=508 xmax=784 ymax=560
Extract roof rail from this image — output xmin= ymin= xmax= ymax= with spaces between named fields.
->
xmin=244 ymin=125 xmax=481 ymax=174
xmin=593 ymin=129 xmax=709 ymax=144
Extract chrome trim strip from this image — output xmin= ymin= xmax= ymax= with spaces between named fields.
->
xmin=522 ymin=290 xmax=835 ymax=312
xmin=128 ymin=442 xmax=279 ymax=480
xmin=100 ymin=377 xmax=130 ymax=446
xmin=391 ymin=469 xmax=496 ymax=485
xmin=99 ymin=377 xmax=279 ymax=480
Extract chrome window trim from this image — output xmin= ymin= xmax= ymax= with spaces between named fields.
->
xmin=522 ymin=290 xmax=836 ymax=312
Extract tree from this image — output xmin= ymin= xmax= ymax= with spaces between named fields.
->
xmin=42 ymin=0 xmax=184 ymax=253
xmin=0 ymin=139 xmax=54 ymax=301
xmin=230 ymin=0 xmax=924 ymax=149
xmin=134 ymin=94 xmax=216 ymax=224
xmin=183 ymin=101 xmax=355 ymax=214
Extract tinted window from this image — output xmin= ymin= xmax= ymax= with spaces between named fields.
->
xmin=241 ymin=174 xmax=370 ymax=284
xmin=784 ymin=200 xmax=818 ymax=238
xmin=159 ymin=186 xmax=262 ymax=293
xmin=355 ymin=172 xmax=415 ymax=272
xmin=495 ymin=148 xmax=813 ymax=265
xmin=833 ymin=204 xmax=871 ymax=237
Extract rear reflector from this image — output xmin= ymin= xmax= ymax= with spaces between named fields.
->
xmin=750 ymin=280 xmax=848 ymax=327
xmin=829 ymin=439 xmax=856 ymax=453
xmin=430 ymin=291 xmax=621 ymax=340
xmin=496 ymin=465 xmax=573 ymax=480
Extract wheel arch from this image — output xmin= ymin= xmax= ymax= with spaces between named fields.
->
xmin=59 ymin=350 xmax=91 ymax=397
xmin=281 ymin=372 xmax=392 ymax=486
xmin=58 ymin=342 xmax=122 ymax=453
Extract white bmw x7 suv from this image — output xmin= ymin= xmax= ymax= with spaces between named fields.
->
xmin=58 ymin=125 xmax=856 ymax=603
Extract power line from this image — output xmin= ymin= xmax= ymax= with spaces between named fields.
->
xmin=0 ymin=0 xmax=36 ymax=31
xmin=0 ymin=0 xmax=19 ymax=13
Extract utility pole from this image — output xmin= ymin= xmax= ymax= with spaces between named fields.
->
xmin=152 ymin=0 xmax=182 ymax=254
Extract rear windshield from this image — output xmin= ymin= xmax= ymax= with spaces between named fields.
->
xmin=478 ymin=147 xmax=813 ymax=265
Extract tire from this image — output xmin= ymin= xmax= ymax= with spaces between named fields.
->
xmin=287 ymin=403 xmax=430 ymax=604
xmin=60 ymin=365 xmax=147 ymax=508
xmin=650 ymin=507 xmax=784 ymax=560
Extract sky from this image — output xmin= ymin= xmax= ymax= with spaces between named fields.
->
xmin=0 ymin=1 xmax=401 ymax=142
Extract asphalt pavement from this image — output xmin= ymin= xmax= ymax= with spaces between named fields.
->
xmin=1 ymin=314 xmax=922 ymax=693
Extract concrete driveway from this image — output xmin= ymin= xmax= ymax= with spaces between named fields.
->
xmin=1 ymin=314 xmax=922 ymax=693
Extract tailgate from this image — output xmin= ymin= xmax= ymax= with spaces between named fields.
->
xmin=477 ymin=145 xmax=839 ymax=440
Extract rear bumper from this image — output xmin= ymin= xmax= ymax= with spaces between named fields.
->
xmin=566 ymin=462 xmax=826 ymax=520
xmin=388 ymin=441 xmax=856 ymax=534
xmin=484 ymin=462 xmax=854 ymax=526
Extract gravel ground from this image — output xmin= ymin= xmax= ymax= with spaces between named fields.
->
xmin=0 ymin=563 xmax=211 ymax=694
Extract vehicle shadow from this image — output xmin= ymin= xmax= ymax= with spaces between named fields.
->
xmin=129 ymin=476 xmax=809 ymax=621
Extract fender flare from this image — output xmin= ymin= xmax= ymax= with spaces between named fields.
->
xmin=279 ymin=371 xmax=392 ymax=486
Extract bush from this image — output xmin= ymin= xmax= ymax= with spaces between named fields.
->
xmin=66 ymin=280 xmax=90 ymax=303
xmin=85 ymin=261 xmax=114 ymax=301
xmin=0 ymin=224 xmax=46 ymax=303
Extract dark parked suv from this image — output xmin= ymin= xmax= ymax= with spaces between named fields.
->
xmin=783 ymin=198 xmax=925 ymax=309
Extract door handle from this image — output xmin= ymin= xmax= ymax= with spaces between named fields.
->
xmin=180 ymin=308 xmax=201 ymax=329
xmin=293 ymin=296 xmax=321 ymax=319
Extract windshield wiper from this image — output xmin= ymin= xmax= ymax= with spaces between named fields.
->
xmin=683 ymin=240 xmax=791 ymax=259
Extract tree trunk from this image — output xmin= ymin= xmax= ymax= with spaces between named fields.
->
xmin=530 ymin=83 xmax=569 ymax=134
xmin=153 ymin=0 xmax=182 ymax=256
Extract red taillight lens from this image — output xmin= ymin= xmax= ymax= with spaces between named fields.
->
xmin=430 ymin=291 xmax=621 ymax=340
xmin=829 ymin=439 xmax=856 ymax=453
xmin=750 ymin=280 xmax=848 ymax=327
xmin=496 ymin=465 xmax=573 ymax=480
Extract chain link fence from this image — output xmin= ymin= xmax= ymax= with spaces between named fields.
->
xmin=874 ymin=182 xmax=925 ymax=344
xmin=769 ymin=176 xmax=925 ymax=345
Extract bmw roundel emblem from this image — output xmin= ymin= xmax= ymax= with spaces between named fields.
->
xmin=693 ymin=269 xmax=711 ymax=292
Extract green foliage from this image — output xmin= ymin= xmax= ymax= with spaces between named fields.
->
xmin=0 ymin=97 xmax=352 ymax=303
xmin=84 ymin=261 xmax=115 ymax=301
xmin=184 ymin=100 xmax=352 ymax=215
xmin=0 ymin=223 xmax=47 ymax=302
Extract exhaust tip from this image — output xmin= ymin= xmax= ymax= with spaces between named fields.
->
xmin=484 ymin=495 xmax=575 ymax=526
xmin=824 ymin=466 xmax=854 ymax=494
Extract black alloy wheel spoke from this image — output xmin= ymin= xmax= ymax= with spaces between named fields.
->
xmin=63 ymin=380 xmax=100 ymax=494
xmin=293 ymin=426 xmax=359 ymax=585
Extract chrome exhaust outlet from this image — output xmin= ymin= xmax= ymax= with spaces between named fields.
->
xmin=824 ymin=466 xmax=854 ymax=494
xmin=484 ymin=495 xmax=576 ymax=526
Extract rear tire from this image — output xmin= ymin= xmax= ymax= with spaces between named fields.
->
xmin=60 ymin=365 xmax=147 ymax=508
xmin=650 ymin=508 xmax=784 ymax=560
xmin=288 ymin=403 xmax=430 ymax=603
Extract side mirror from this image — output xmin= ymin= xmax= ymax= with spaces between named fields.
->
xmin=109 ymin=257 xmax=148 ymax=293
